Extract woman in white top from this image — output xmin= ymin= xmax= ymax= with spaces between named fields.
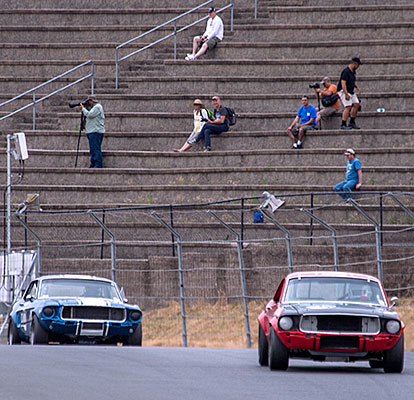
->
xmin=173 ymin=99 xmax=209 ymax=152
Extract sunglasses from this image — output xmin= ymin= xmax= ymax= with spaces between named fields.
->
xmin=193 ymin=103 xmax=202 ymax=106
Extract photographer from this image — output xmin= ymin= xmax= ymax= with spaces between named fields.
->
xmin=79 ymin=95 xmax=105 ymax=168
xmin=313 ymin=77 xmax=339 ymax=125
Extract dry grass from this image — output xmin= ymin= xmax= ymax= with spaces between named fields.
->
xmin=142 ymin=299 xmax=414 ymax=350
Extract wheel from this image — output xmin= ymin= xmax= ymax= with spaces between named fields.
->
xmin=258 ymin=323 xmax=269 ymax=366
xmin=30 ymin=315 xmax=49 ymax=345
xmin=125 ymin=324 xmax=142 ymax=346
xmin=268 ymin=326 xmax=289 ymax=371
xmin=369 ymin=360 xmax=383 ymax=369
xmin=383 ymin=333 xmax=404 ymax=373
xmin=8 ymin=319 xmax=21 ymax=345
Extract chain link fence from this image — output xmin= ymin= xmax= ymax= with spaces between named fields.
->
xmin=1 ymin=192 xmax=414 ymax=346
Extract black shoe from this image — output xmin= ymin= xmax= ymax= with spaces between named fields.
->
xmin=340 ymin=124 xmax=351 ymax=130
xmin=348 ymin=122 xmax=360 ymax=129
xmin=296 ymin=142 xmax=303 ymax=149
xmin=204 ymin=146 xmax=211 ymax=152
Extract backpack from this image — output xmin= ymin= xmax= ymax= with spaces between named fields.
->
xmin=322 ymin=93 xmax=339 ymax=108
xmin=203 ymin=108 xmax=215 ymax=121
xmin=225 ymin=106 xmax=237 ymax=126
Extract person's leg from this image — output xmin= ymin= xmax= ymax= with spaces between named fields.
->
xmin=204 ymin=124 xmax=228 ymax=150
xmin=334 ymin=180 xmax=347 ymax=199
xmin=192 ymin=36 xmax=202 ymax=55
xmin=349 ymin=100 xmax=361 ymax=129
xmin=335 ymin=180 xmax=357 ymax=200
xmin=320 ymin=107 xmax=336 ymax=121
xmin=86 ymin=132 xmax=99 ymax=168
xmin=194 ymin=42 xmax=208 ymax=59
xmin=173 ymin=142 xmax=192 ymax=152
xmin=94 ymin=133 xmax=104 ymax=168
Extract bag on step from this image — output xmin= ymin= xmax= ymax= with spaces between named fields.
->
xmin=225 ymin=106 xmax=237 ymax=126
xmin=322 ymin=93 xmax=339 ymax=108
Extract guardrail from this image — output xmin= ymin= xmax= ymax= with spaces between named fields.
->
xmin=115 ymin=1 xmax=234 ymax=89
xmin=0 ymin=60 xmax=94 ymax=131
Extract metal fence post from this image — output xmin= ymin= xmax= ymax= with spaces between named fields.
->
xmin=88 ymin=210 xmax=117 ymax=282
xmin=152 ymin=211 xmax=187 ymax=347
xmin=309 ymin=193 xmax=314 ymax=246
xmin=91 ymin=62 xmax=95 ymax=95
xmin=231 ymin=0 xmax=234 ymax=32
xmin=348 ymin=199 xmax=382 ymax=281
xmin=115 ymin=47 xmax=119 ymax=89
xmin=173 ymin=20 xmax=177 ymax=60
xmin=300 ymin=208 xmax=339 ymax=271
xmin=261 ymin=209 xmax=293 ymax=273
xmin=254 ymin=0 xmax=258 ymax=19
xmin=207 ymin=210 xmax=251 ymax=348
xmin=32 ymin=91 xmax=36 ymax=130
xmin=13 ymin=214 xmax=42 ymax=276
xmin=170 ymin=205 xmax=176 ymax=257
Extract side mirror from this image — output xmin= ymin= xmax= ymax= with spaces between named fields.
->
xmin=120 ymin=287 xmax=128 ymax=303
xmin=25 ymin=294 xmax=35 ymax=302
xmin=390 ymin=296 xmax=398 ymax=307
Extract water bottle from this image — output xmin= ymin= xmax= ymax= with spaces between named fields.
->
xmin=376 ymin=108 xmax=386 ymax=112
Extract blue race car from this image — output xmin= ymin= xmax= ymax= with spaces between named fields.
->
xmin=8 ymin=274 xmax=143 ymax=345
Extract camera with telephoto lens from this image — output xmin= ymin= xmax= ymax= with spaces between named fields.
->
xmin=309 ymin=82 xmax=320 ymax=89
xmin=68 ymin=100 xmax=89 ymax=108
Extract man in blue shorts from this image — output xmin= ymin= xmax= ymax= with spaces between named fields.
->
xmin=334 ymin=148 xmax=362 ymax=200
xmin=286 ymin=95 xmax=317 ymax=149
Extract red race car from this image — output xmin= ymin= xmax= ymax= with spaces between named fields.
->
xmin=258 ymin=271 xmax=404 ymax=372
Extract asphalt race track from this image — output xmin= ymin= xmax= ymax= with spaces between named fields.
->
xmin=0 ymin=347 xmax=413 ymax=400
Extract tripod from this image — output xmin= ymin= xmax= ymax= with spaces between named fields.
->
xmin=74 ymin=113 xmax=86 ymax=168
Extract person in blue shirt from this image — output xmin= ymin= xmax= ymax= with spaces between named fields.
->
xmin=334 ymin=148 xmax=362 ymax=199
xmin=286 ymin=95 xmax=317 ymax=149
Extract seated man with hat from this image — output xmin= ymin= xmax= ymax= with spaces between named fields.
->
xmin=185 ymin=7 xmax=224 ymax=61
xmin=334 ymin=148 xmax=362 ymax=200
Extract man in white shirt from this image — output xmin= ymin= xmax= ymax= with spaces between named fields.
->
xmin=185 ymin=7 xmax=224 ymax=61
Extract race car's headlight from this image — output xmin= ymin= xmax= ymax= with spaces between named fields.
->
xmin=278 ymin=316 xmax=293 ymax=331
xmin=42 ymin=307 xmax=54 ymax=318
xmin=130 ymin=311 xmax=141 ymax=322
xmin=385 ymin=320 xmax=401 ymax=334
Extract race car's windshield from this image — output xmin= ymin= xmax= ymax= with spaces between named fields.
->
xmin=283 ymin=277 xmax=387 ymax=306
xmin=39 ymin=279 xmax=120 ymax=300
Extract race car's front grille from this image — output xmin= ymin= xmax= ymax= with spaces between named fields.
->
xmin=62 ymin=306 xmax=125 ymax=321
xmin=300 ymin=314 xmax=380 ymax=334
xmin=319 ymin=335 xmax=360 ymax=350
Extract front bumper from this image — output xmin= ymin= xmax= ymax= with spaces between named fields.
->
xmin=278 ymin=330 xmax=402 ymax=354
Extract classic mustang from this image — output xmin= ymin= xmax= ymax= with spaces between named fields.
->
xmin=258 ymin=271 xmax=404 ymax=372
xmin=8 ymin=275 xmax=143 ymax=345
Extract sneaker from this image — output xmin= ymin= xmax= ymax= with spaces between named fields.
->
xmin=185 ymin=54 xmax=195 ymax=61
xmin=296 ymin=142 xmax=303 ymax=149
xmin=348 ymin=122 xmax=361 ymax=129
xmin=204 ymin=146 xmax=211 ymax=152
xmin=292 ymin=143 xmax=298 ymax=149
xmin=340 ymin=124 xmax=352 ymax=130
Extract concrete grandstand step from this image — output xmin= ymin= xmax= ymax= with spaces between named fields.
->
xmin=1 ymin=148 xmax=412 ymax=169
xmin=52 ymin=110 xmax=414 ymax=132
xmin=13 ymin=129 xmax=414 ymax=152
xmin=5 ymin=181 xmax=414 ymax=205
xmin=110 ymin=74 xmax=414 ymax=95
xmin=267 ymin=4 xmax=414 ymax=24
xmin=2 ymin=165 xmax=413 ymax=187
xmin=231 ymin=22 xmax=414 ymax=41
xmin=162 ymin=58 xmax=414 ymax=77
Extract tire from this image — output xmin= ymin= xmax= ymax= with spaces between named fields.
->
xmin=383 ymin=333 xmax=404 ymax=373
xmin=125 ymin=324 xmax=142 ymax=346
xmin=30 ymin=315 xmax=49 ymax=345
xmin=8 ymin=319 xmax=21 ymax=345
xmin=268 ymin=326 xmax=289 ymax=371
xmin=369 ymin=360 xmax=383 ymax=369
xmin=258 ymin=323 xmax=269 ymax=366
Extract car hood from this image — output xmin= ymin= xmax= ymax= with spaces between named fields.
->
xmin=282 ymin=302 xmax=398 ymax=319
xmin=39 ymin=297 xmax=126 ymax=308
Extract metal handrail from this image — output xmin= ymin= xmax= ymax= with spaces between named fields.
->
xmin=115 ymin=1 xmax=234 ymax=89
xmin=0 ymin=60 xmax=94 ymax=130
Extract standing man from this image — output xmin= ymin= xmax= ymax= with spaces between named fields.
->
xmin=337 ymin=57 xmax=362 ymax=130
xmin=80 ymin=95 xmax=105 ymax=168
xmin=286 ymin=95 xmax=317 ymax=149
xmin=334 ymin=148 xmax=362 ymax=200
xmin=314 ymin=76 xmax=340 ymax=124
xmin=185 ymin=7 xmax=224 ymax=61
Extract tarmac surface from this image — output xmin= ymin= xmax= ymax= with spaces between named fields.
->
xmin=0 ymin=346 xmax=413 ymax=400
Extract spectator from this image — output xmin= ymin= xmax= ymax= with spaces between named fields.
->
xmin=314 ymin=76 xmax=340 ymax=125
xmin=185 ymin=7 xmax=224 ymax=61
xmin=193 ymin=95 xmax=229 ymax=152
xmin=80 ymin=95 xmax=105 ymax=168
xmin=173 ymin=99 xmax=210 ymax=153
xmin=337 ymin=57 xmax=362 ymax=130
xmin=334 ymin=148 xmax=362 ymax=200
xmin=286 ymin=95 xmax=317 ymax=149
